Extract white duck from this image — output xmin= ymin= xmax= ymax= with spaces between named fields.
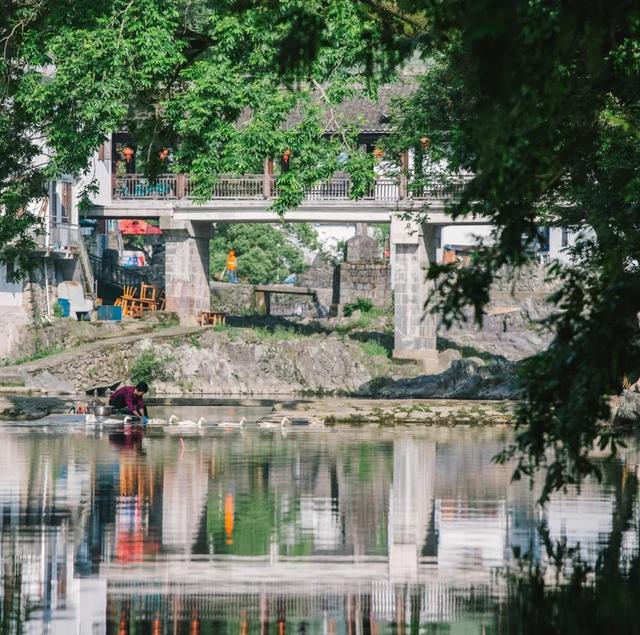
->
xmin=168 ymin=414 xmax=206 ymax=428
xmin=257 ymin=416 xmax=289 ymax=429
xmin=216 ymin=416 xmax=246 ymax=429
xmin=144 ymin=417 xmax=167 ymax=427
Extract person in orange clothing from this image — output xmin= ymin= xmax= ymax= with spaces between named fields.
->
xmin=225 ymin=249 xmax=238 ymax=283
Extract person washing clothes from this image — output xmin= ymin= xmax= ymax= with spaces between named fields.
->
xmin=109 ymin=381 xmax=149 ymax=426
xmin=225 ymin=249 xmax=238 ymax=283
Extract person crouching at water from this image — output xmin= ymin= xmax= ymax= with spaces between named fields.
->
xmin=109 ymin=382 xmax=149 ymax=426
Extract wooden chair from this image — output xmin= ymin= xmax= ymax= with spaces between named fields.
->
xmin=140 ymin=284 xmax=157 ymax=302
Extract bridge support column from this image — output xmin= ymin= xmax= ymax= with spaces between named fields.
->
xmin=391 ymin=217 xmax=439 ymax=371
xmin=161 ymin=219 xmax=211 ymax=322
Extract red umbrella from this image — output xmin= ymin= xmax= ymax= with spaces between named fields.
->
xmin=118 ymin=220 xmax=162 ymax=235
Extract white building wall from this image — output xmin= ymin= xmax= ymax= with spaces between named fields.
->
xmin=0 ymin=263 xmax=24 ymax=307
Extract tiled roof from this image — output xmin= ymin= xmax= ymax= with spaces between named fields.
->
xmin=239 ymin=82 xmax=415 ymax=134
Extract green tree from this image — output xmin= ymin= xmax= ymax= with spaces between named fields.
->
xmin=248 ymin=0 xmax=640 ymax=500
xmin=210 ymin=223 xmax=318 ymax=284
xmin=1 ymin=0 xmax=386 ymax=271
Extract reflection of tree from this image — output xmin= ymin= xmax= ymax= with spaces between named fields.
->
xmin=499 ymin=461 xmax=640 ymax=633
xmin=0 ymin=553 xmax=28 ymax=633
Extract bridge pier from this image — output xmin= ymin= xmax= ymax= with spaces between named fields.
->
xmin=391 ymin=217 xmax=439 ymax=371
xmin=160 ymin=219 xmax=211 ymax=321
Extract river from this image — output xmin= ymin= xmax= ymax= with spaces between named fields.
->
xmin=0 ymin=412 xmax=638 ymax=634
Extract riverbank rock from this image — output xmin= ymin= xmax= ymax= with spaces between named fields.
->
xmin=376 ymin=358 xmax=521 ymax=400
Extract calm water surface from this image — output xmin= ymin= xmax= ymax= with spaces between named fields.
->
xmin=0 ymin=410 xmax=639 ymax=634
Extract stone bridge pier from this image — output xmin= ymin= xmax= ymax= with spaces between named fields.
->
xmin=160 ymin=219 xmax=211 ymax=321
xmin=390 ymin=216 xmax=439 ymax=371
xmin=160 ymin=216 xmax=441 ymax=366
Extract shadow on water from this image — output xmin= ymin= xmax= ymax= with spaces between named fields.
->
xmin=1 ymin=426 xmax=640 ymax=633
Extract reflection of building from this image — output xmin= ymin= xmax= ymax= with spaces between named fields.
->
xmin=0 ymin=428 xmax=635 ymax=633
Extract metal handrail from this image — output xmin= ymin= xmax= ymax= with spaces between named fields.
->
xmin=89 ymin=254 xmax=148 ymax=288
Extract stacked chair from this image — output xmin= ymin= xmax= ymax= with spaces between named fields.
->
xmin=115 ymin=284 xmax=165 ymax=317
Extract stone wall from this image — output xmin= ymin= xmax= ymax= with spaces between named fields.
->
xmin=490 ymin=263 xmax=559 ymax=302
xmin=345 ymin=233 xmax=381 ymax=263
xmin=336 ymin=262 xmax=392 ymax=308
xmin=28 ymin=340 xmax=141 ymax=393
xmin=210 ymin=282 xmax=255 ymax=313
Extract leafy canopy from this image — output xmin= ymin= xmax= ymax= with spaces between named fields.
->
xmin=1 ymin=0 xmax=389 ymax=269
xmin=263 ymin=0 xmax=640 ymax=499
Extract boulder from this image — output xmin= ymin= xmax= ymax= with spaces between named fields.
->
xmin=378 ymin=358 xmax=521 ymax=400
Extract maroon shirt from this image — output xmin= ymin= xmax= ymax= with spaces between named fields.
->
xmin=109 ymin=386 xmax=144 ymax=413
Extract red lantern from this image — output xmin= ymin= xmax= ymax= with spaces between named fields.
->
xmin=159 ymin=148 xmax=169 ymax=161
xmin=373 ymin=147 xmax=384 ymax=161
xmin=420 ymin=136 xmax=430 ymax=150
xmin=122 ymin=146 xmax=135 ymax=163
xmin=282 ymin=148 xmax=291 ymax=164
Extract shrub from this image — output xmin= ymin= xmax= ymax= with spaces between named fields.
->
xmin=129 ymin=350 xmax=173 ymax=385
xmin=360 ymin=341 xmax=389 ymax=357
xmin=52 ymin=302 xmax=65 ymax=318
xmin=343 ymin=297 xmax=374 ymax=317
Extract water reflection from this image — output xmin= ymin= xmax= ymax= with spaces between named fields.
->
xmin=0 ymin=425 xmax=638 ymax=633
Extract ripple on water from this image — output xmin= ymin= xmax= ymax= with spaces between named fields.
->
xmin=0 ymin=422 xmax=636 ymax=632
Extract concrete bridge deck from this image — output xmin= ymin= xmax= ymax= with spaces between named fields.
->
xmin=88 ymin=199 xmax=489 ymax=225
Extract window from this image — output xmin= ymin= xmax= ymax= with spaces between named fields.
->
xmin=561 ymin=227 xmax=569 ymax=248
xmin=60 ymin=182 xmax=72 ymax=223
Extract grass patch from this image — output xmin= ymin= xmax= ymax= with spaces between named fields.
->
xmin=156 ymin=313 xmax=180 ymax=329
xmin=2 ymin=345 xmax=63 ymax=366
xmin=343 ymin=297 xmax=374 ymax=317
xmin=334 ymin=307 xmax=392 ymax=334
xmin=360 ymin=341 xmax=390 ymax=357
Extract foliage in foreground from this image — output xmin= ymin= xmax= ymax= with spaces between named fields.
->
xmin=354 ymin=1 xmax=640 ymax=501
xmin=1 ymin=0 xmax=387 ymax=270
xmin=4 ymin=0 xmax=640 ymax=497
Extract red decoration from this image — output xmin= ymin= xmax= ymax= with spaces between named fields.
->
xmin=373 ymin=147 xmax=384 ymax=161
xmin=159 ymin=148 xmax=169 ymax=161
xmin=122 ymin=146 xmax=135 ymax=163
xmin=282 ymin=148 xmax=292 ymax=164
xmin=420 ymin=136 xmax=430 ymax=150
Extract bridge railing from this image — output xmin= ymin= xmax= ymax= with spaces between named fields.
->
xmin=113 ymin=173 xmax=472 ymax=202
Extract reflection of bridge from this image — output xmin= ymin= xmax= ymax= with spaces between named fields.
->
xmin=104 ymin=573 xmax=500 ymax=625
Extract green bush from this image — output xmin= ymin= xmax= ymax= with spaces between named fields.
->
xmin=360 ymin=341 xmax=389 ymax=357
xmin=343 ymin=297 xmax=374 ymax=317
xmin=129 ymin=350 xmax=173 ymax=385
xmin=52 ymin=302 xmax=65 ymax=318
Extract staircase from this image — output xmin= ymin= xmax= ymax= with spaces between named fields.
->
xmin=77 ymin=234 xmax=96 ymax=301
xmin=89 ymin=254 xmax=148 ymax=289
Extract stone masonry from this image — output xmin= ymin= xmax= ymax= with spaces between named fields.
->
xmin=162 ymin=219 xmax=211 ymax=321
xmin=391 ymin=217 xmax=438 ymax=370
xmin=336 ymin=262 xmax=392 ymax=308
